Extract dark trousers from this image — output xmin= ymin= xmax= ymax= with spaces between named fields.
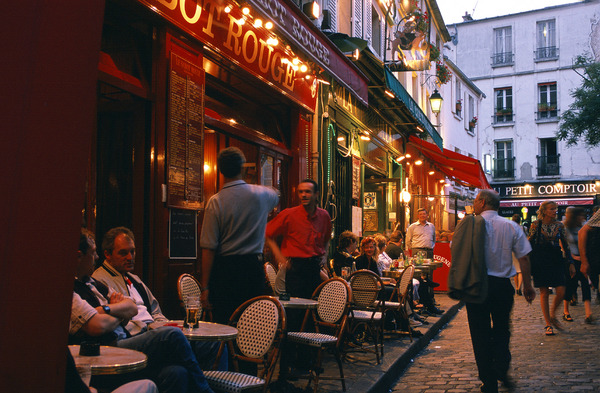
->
xmin=465 ymin=276 xmax=515 ymax=389
xmin=209 ymin=254 xmax=269 ymax=325
xmin=565 ymin=261 xmax=591 ymax=302
xmin=286 ymin=257 xmax=322 ymax=300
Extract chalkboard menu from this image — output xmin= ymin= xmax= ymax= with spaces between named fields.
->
xmin=167 ymin=52 xmax=205 ymax=210
xmin=169 ymin=208 xmax=197 ymax=259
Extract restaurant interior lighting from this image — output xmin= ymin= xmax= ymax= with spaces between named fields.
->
xmin=415 ymin=159 xmax=423 ymax=165
xmin=385 ymin=89 xmax=395 ymax=98
xmin=400 ymin=190 xmax=412 ymax=203
xmin=415 ymin=126 xmax=424 ymax=133
xmin=405 ymin=153 xmax=411 ymax=158
xmin=396 ymin=155 xmax=406 ymax=162
xmin=428 ymin=170 xmax=435 ymax=175
xmin=439 ymin=179 xmax=445 ymax=183
xmin=302 ymin=1 xmax=321 ymax=20
xmin=429 ymin=89 xmax=443 ymax=114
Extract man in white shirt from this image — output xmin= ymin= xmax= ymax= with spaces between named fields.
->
xmin=468 ymin=190 xmax=535 ymax=393
xmin=405 ymin=208 xmax=436 ymax=258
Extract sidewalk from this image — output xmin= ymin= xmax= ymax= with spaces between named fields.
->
xmin=284 ymin=293 xmax=463 ymax=393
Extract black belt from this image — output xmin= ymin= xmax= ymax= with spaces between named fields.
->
xmin=290 ymin=256 xmax=321 ymax=264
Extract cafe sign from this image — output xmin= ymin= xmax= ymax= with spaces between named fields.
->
xmin=138 ymin=0 xmax=317 ymax=112
xmin=494 ymin=180 xmax=599 ymax=198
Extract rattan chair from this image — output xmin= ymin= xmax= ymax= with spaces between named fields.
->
xmin=204 ymin=296 xmax=286 ymax=393
xmin=346 ymin=269 xmax=385 ymax=363
xmin=287 ymin=277 xmax=352 ymax=393
xmin=264 ymin=263 xmax=278 ymax=295
xmin=177 ymin=273 xmax=211 ymax=321
xmin=382 ymin=265 xmax=415 ymax=341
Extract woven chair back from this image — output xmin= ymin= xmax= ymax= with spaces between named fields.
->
xmin=317 ymin=279 xmax=349 ymax=323
xmin=264 ymin=263 xmax=278 ymax=293
xmin=349 ymin=270 xmax=380 ymax=308
xmin=236 ymin=298 xmax=280 ymax=358
xmin=177 ymin=273 xmax=202 ymax=315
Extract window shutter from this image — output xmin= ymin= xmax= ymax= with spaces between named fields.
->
xmin=365 ymin=0 xmax=372 ymax=43
xmin=353 ymin=0 xmax=362 ymax=37
xmin=328 ymin=0 xmax=337 ymax=32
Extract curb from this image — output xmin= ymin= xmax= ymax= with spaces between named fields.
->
xmin=367 ymin=300 xmax=464 ymax=393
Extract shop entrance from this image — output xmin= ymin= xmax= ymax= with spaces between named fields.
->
xmin=364 ymin=177 xmax=402 ymax=237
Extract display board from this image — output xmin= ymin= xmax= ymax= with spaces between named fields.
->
xmin=169 ymin=208 xmax=197 ymax=259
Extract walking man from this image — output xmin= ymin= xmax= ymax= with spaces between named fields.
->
xmin=469 ymin=189 xmax=535 ymax=392
xmin=200 ymin=147 xmax=279 ymax=324
xmin=405 ymin=208 xmax=436 ymax=258
xmin=266 ymin=179 xmax=332 ymax=299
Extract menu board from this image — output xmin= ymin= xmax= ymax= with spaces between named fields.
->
xmin=352 ymin=155 xmax=361 ymax=200
xmin=169 ymin=208 xmax=197 ymax=259
xmin=167 ymin=53 xmax=205 ymax=210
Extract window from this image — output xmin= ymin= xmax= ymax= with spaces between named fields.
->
xmin=494 ymin=141 xmax=515 ymax=178
xmin=536 ymin=19 xmax=558 ymax=60
xmin=537 ymin=82 xmax=558 ymax=120
xmin=538 ymin=138 xmax=560 ymax=176
xmin=494 ymin=87 xmax=513 ymax=124
xmin=467 ymin=95 xmax=475 ymax=133
xmin=492 ymin=27 xmax=513 ymax=66
xmin=371 ymin=6 xmax=382 ymax=56
xmin=455 ymin=80 xmax=462 ymax=117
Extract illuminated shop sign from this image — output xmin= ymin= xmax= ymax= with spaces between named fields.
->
xmin=494 ymin=181 xmax=599 ymax=198
xmin=138 ymin=0 xmax=317 ymax=111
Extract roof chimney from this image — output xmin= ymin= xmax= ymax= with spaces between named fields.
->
xmin=462 ymin=12 xmax=473 ymax=22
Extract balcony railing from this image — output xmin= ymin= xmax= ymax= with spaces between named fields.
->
xmin=535 ymin=46 xmax=559 ymax=61
xmin=491 ymin=52 xmax=514 ymax=66
xmin=493 ymin=157 xmax=515 ymax=179
xmin=536 ymin=105 xmax=559 ymax=121
xmin=493 ymin=108 xmax=514 ymax=124
xmin=537 ymin=154 xmax=560 ymax=176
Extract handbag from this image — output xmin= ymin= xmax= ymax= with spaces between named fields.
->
xmin=529 ymin=221 xmax=566 ymax=276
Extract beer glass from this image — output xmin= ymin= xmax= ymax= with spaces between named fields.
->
xmin=185 ymin=296 xmax=200 ymax=329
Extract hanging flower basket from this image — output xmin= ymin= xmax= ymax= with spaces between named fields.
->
xmin=407 ymin=1 xmax=429 ymax=34
xmin=436 ymin=61 xmax=452 ymax=85
xmin=429 ymin=42 xmax=440 ymax=62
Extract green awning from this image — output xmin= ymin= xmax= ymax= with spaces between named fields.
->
xmin=384 ymin=68 xmax=443 ymax=151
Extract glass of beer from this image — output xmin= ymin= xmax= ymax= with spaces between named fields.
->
xmin=185 ymin=296 xmax=200 ymax=329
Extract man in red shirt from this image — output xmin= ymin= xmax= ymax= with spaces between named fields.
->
xmin=266 ymin=179 xmax=332 ymax=299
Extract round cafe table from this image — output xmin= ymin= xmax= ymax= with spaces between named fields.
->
xmin=153 ymin=320 xmax=238 ymax=341
xmin=68 ymin=345 xmax=147 ymax=375
xmin=277 ymin=296 xmax=319 ymax=309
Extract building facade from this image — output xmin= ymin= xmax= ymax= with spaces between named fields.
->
xmin=449 ymin=0 xmax=600 ymax=222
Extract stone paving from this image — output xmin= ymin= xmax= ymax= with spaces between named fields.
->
xmin=390 ymin=290 xmax=600 ymax=393
xmin=285 ymin=289 xmax=600 ymax=393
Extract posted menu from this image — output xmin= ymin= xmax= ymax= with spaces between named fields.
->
xmin=167 ymin=53 xmax=204 ymax=210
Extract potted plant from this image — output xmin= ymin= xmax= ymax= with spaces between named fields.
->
xmin=410 ymin=5 xmax=429 ymax=34
xmin=538 ymin=103 xmax=549 ymax=112
xmin=469 ymin=116 xmax=478 ymax=128
xmin=456 ymin=99 xmax=462 ymax=112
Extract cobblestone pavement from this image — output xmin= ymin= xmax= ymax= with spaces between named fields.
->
xmin=390 ymin=290 xmax=600 ymax=393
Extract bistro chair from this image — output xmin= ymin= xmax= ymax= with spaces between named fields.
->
xmin=286 ymin=277 xmax=352 ymax=393
xmin=177 ymin=273 xmax=212 ymax=321
xmin=204 ymin=296 xmax=286 ymax=393
xmin=382 ymin=265 xmax=415 ymax=341
xmin=264 ymin=263 xmax=278 ymax=295
xmin=346 ymin=269 xmax=385 ymax=363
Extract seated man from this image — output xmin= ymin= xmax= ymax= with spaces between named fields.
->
xmin=92 ymin=227 xmax=225 ymax=371
xmin=71 ymin=229 xmax=214 ymax=393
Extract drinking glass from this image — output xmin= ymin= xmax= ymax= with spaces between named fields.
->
xmin=185 ymin=296 xmax=200 ymax=329
xmin=341 ymin=267 xmax=350 ymax=280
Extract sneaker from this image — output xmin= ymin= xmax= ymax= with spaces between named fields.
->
xmin=409 ymin=317 xmax=423 ymax=327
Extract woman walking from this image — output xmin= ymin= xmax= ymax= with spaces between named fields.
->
xmin=528 ymin=201 xmax=573 ymax=335
xmin=562 ymin=207 xmax=593 ymax=323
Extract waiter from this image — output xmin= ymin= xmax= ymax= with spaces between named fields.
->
xmin=406 ymin=208 xmax=436 ymax=258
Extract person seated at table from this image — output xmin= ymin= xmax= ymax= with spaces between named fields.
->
xmin=375 ymin=234 xmax=393 ymax=275
xmin=92 ymin=227 xmax=225 ymax=372
xmin=65 ymin=349 xmax=158 ymax=393
xmin=355 ymin=236 xmax=379 ymax=274
xmin=71 ymin=229 xmax=215 ymax=393
xmin=331 ymin=230 xmax=358 ymax=276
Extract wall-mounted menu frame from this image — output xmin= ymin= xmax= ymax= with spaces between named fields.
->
xmin=167 ymin=52 xmax=204 ymax=210
xmin=169 ymin=208 xmax=197 ymax=259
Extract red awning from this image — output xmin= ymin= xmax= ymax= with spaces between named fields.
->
xmin=500 ymin=197 xmax=594 ymax=208
xmin=408 ymin=135 xmax=491 ymax=189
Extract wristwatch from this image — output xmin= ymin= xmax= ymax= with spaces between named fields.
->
xmin=102 ymin=305 xmax=111 ymax=314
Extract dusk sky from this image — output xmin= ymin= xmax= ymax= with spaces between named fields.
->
xmin=437 ymin=0 xmax=582 ymax=25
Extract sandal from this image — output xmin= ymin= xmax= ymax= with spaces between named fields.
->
xmin=545 ymin=325 xmax=555 ymax=336
xmin=563 ymin=313 xmax=574 ymax=322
